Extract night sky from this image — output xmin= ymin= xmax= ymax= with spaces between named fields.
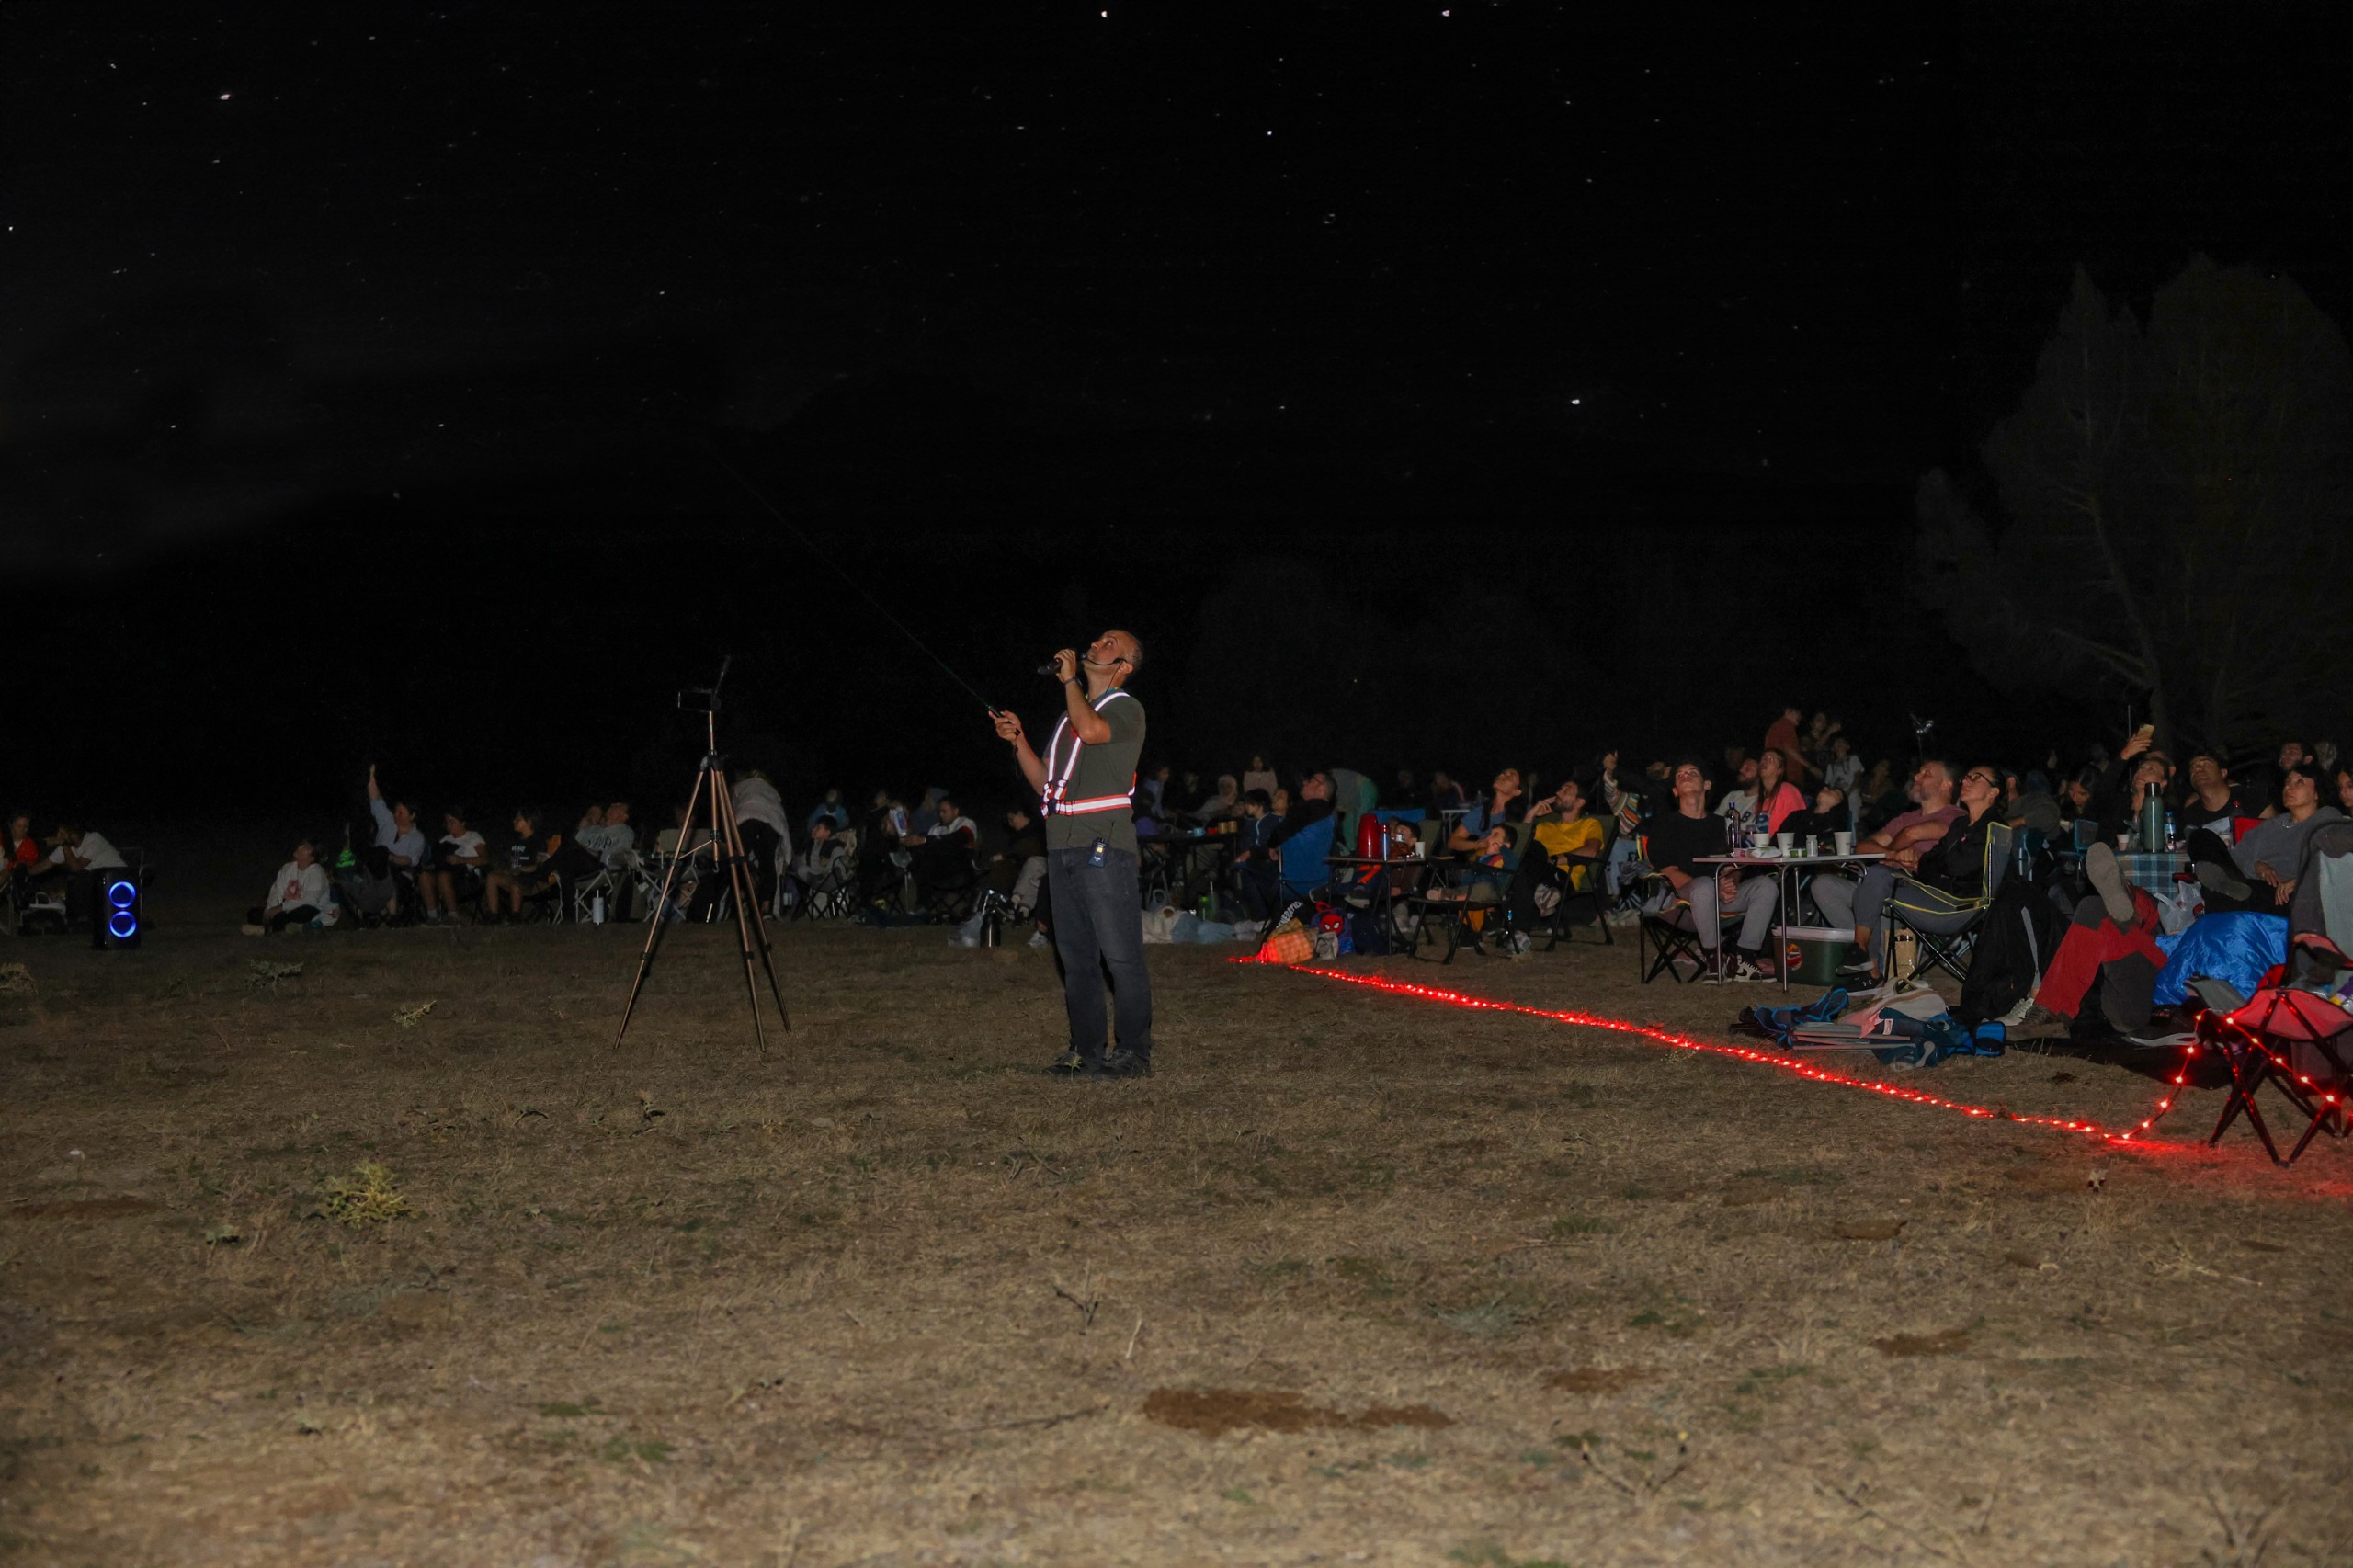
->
xmin=9 ymin=4 xmax=2347 ymax=824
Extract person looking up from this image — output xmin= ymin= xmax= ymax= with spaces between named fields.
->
xmin=244 ymin=839 xmax=332 ymax=934
xmin=2188 ymin=761 xmax=2343 ymax=912
xmin=990 ymin=627 xmax=1155 ymax=1077
xmin=1714 ymin=745 xmax=1805 ymax=836
xmin=364 ymin=766 xmax=428 ymax=914
xmin=575 ymin=801 xmax=635 ymax=866
xmin=1449 ymin=767 xmax=1525 ymax=852
xmin=1779 ymin=785 xmax=1849 ymax=846
xmin=805 ymin=788 xmax=851 ymax=837
xmin=417 ymin=811 xmax=485 ymax=924
xmin=2178 ymin=754 xmax=2256 ymax=838
xmin=1808 ymin=759 xmax=1961 ymax=948
xmin=1822 ymin=764 xmax=2003 ymax=984
xmin=2263 ymin=740 xmax=2312 ymax=817
xmin=1643 ymin=759 xmax=1779 ymax=982
xmin=482 ymin=810 xmax=555 ymax=921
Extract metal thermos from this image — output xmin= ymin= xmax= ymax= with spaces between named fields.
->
xmin=2139 ymin=790 xmax=2165 ymax=855
xmin=1357 ymin=812 xmax=1384 ymax=859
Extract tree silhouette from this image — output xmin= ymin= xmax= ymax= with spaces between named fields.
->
xmin=1914 ymin=257 xmax=2353 ymax=751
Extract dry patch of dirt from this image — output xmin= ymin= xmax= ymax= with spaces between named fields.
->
xmin=1142 ymin=1388 xmax=1451 ymax=1437
xmin=0 ymin=921 xmax=2345 ymax=1566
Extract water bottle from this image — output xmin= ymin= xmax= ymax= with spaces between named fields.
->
xmin=2164 ymin=811 xmax=2177 ymax=851
xmin=2139 ymin=790 xmax=2165 ymax=856
xmin=591 ymin=892 xmax=606 ymax=925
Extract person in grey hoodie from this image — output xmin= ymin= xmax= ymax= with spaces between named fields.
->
xmin=2188 ymin=760 xmax=2343 ymax=913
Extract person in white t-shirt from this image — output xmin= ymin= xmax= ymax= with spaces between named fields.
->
xmin=47 ymin=826 xmax=127 ymax=874
xmin=417 ymin=811 xmax=487 ymax=924
xmin=33 ymin=825 xmax=129 ymax=929
xmin=244 ymin=840 xmax=334 ymax=934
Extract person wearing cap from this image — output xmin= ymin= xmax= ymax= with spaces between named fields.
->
xmin=991 ymin=629 xmax=1154 ymax=1077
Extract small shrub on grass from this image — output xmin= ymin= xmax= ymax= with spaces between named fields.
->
xmin=324 ymin=1163 xmax=409 ymax=1226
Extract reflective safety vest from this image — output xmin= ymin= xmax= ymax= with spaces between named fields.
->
xmin=1041 ymin=688 xmax=1137 ymax=816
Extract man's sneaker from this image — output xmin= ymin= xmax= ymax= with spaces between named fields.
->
xmin=2011 ymin=1002 xmax=2071 ymax=1040
xmin=1047 ymin=1050 xmax=1106 ymax=1076
xmin=1726 ymin=954 xmax=1769 ymax=983
xmin=1028 ymin=930 xmax=1051 ymax=949
xmin=1835 ymin=953 xmax=1876 ymax=978
xmin=1500 ymin=932 xmax=1532 ymax=960
xmin=2194 ymin=858 xmax=2253 ymax=903
xmin=1102 ymin=1048 xmax=1154 ymax=1078
xmin=2084 ymin=843 xmax=2137 ymax=926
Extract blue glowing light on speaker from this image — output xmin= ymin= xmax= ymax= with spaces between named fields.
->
xmin=105 ymin=878 xmax=138 ymax=941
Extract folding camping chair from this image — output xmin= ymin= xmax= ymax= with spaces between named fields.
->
xmin=2162 ymin=823 xmax=2353 ymax=1164
xmin=791 ymin=834 xmax=859 ymax=921
xmin=2186 ymin=967 xmax=2352 ymax=1165
xmin=1533 ymin=815 xmax=1615 ymax=950
xmin=1881 ymin=822 xmax=2013 ymax=985
xmin=1402 ymin=853 xmax=1507 ymax=963
xmin=1635 ymin=864 xmax=1714 ymax=983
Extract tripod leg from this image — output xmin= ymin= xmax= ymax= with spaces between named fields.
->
xmin=616 ymin=764 xmax=709 ymax=1046
xmin=718 ymin=783 xmax=791 ymax=1030
xmin=709 ymin=778 xmax=769 ymax=1056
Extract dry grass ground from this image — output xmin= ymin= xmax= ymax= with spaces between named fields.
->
xmin=2 ymin=918 xmax=2349 ymax=1567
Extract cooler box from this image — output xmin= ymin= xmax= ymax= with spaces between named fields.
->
xmin=1776 ymin=925 xmax=1849 ymax=986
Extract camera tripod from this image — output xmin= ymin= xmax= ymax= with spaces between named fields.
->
xmin=615 ymin=659 xmax=790 ymax=1053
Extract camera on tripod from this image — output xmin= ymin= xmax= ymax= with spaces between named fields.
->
xmin=677 ymin=654 xmax=733 ymax=718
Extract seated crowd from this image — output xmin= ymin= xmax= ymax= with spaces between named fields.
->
xmin=17 ymin=713 xmax=2348 ymax=1049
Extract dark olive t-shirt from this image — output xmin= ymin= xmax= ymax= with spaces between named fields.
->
xmin=1045 ymin=688 xmax=1147 ymax=855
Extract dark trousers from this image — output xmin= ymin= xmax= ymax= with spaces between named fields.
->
xmin=738 ymin=820 xmax=782 ymax=904
xmin=246 ymin=903 xmax=318 ymax=932
xmin=1046 ymin=846 xmax=1154 ymax=1063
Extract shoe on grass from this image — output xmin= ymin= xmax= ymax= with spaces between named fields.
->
xmin=1102 ymin=1048 xmax=1154 ymax=1078
xmin=2011 ymin=1002 xmax=2071 ymax=1040
xmin=2084 ymin=843 xmax=2137 ymax=926
xmin=240 ymin=923 xmax=265 ymax=937
xmin=1047 ymin=1050 xmax=1106 ymax=1076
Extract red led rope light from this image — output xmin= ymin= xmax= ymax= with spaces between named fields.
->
xmin=1245 ymin=960 xmax=2134 ymax=1145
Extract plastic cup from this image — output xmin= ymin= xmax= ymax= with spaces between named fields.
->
xmin=1833 ymin=832 xmax=1854 ymax=856
xmin=1775 ymin=833 xmax=1794 ymax=853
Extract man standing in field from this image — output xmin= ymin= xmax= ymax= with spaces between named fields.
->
xmin=990 ymin=629 xmax=1155 ymax=1077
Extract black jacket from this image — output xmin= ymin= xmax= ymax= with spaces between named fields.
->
xmin=1912 ymin=808 xmax=1995 ymax=899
